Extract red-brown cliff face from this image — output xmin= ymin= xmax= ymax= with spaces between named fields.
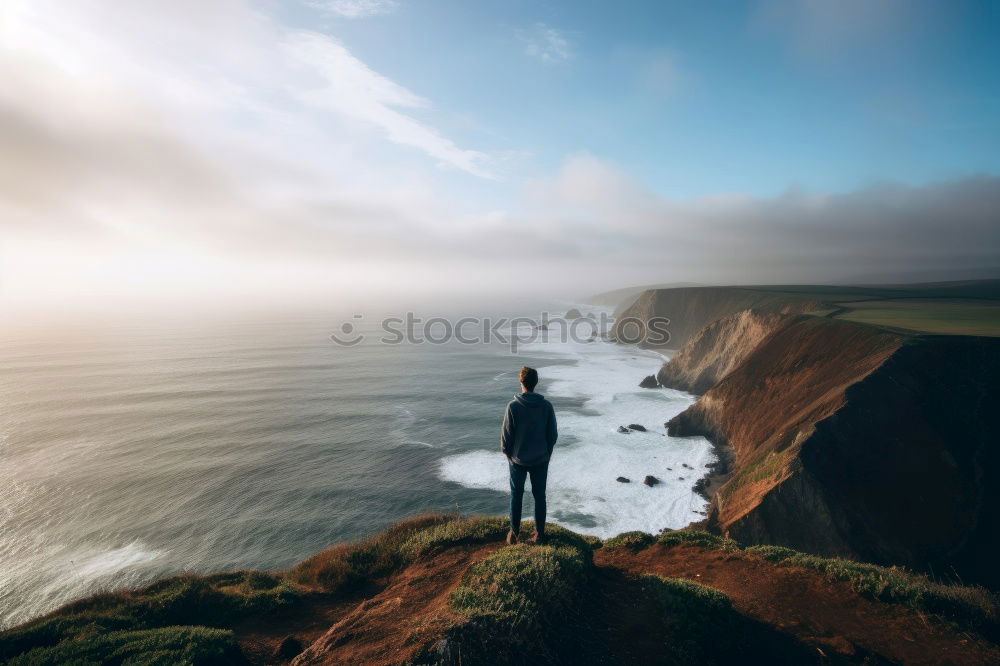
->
xmin=662 ymin=312 xmax=1000 ymax=588
xmin=655 ymin=309 xmax=789 ymax=393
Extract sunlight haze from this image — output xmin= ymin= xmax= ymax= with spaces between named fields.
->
xmin=2 ymin=0 xmax=999 ymax=312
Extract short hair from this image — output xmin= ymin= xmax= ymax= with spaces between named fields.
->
xmin=519 ymin=366 xmax=538 ymax=391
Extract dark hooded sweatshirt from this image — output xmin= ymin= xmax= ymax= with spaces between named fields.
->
xmin=500 ymin=392 xmax=558 ymax=466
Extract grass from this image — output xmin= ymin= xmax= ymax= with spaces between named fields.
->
xmin=447 ymin=532 xmax=593 ymax=663
xmin=286 ymin=513 xmax=532 ymax=594
xmin=0 ymin=571 xmax=299 ymax=664
xmin=601 ymin=528 xmax=995 ymax=631
xmin=656 ymin=529 xmax=740 ymax=551
xmin=4 ymin=516 xmax=997 ymax=663
xmin=401 ymin=515 xmax=511 ymax=558
xmin=2 ymin=513 xmax=595 ymax=664
xmin=2 ymin=512 xmax=475 ymax=664
xmin=745 ymin=545 xmax=998 ymax=630
xmin=639 ymin=575 xmax=748 ymax=663
xmin=288 ymin=512 xmax=457 ymax=593
xmin=397 ymin=516 xmax=599 ymax=559
xmin=604 ymin=528 xmax=738 ymax=553
xmin=602 ymin=530 xmax=656 ymax=551
xmin=7 ymin=626 xmax=243 ymax=666
xmin=832 ymin=299 xmax=1000 ymax=336
xmin=715 ymin=448 xmax=797 ymax=505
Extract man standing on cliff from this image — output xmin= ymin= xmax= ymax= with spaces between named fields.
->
xmin=500 ymin=366 xmax=558 ymax=544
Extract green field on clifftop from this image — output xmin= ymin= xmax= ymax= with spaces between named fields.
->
xmin=745 ymin=281 xmax=1000 ymax=336
xmin=829 ymin=298 xmax=1000 ymax=336
xmin=617 ymin=280 xmax=1000 ymax=337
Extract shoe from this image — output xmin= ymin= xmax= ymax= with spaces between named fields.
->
xmin=506 ymin=530 xmax=519 ymax=545
xmin=530 ymin=532 xmax=546 ymax=544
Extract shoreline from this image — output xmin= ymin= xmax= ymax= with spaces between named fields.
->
xmin=691 ymin=439 xmax=732 ymax=505
xmin=618 ymin=339 xmax=726 ymax=531
xmin=441 ymin=302 xmax=714 ymax=538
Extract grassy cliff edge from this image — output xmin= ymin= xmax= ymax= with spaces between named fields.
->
xmin=2 ymin=515 xmax=998 ymax=665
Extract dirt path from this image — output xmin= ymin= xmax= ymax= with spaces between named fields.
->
xmin=237 ymin=543 xmax=502 ymax=666
xmin=596 ymin=544 xmax=1000 ymax=665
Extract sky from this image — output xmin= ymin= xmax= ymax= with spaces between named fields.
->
xmin=2 ymin=0 xmax=999 ymax=312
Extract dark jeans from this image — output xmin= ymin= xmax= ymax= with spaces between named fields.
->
xmin=509 ymin=459 xmax=548 ymax=536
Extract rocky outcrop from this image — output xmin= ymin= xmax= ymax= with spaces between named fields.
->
xmin=565 ymin=308 xmax=583 ymax=319
xmin=643 ymin=475 xmax=660 ymax=487
xmin=664 ymin=314 xmax=1000 ymax=588
xmin=274 ymin=636 xmax=304 ymax=662
xmin=639 ymin=374 xmax=660 ymax=388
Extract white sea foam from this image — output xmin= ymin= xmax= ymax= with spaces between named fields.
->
xmin=71 ymin=541 xmax=163 ymax=579
xmin=1 ymin=540 xmax=163 ymax=630
xmin=440 ymin=306 xmax=715 ymax=538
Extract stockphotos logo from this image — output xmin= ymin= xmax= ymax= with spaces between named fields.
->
xmin=330 ymin=314 xmax=365 ymax=347
xmin=329 ymin=312 xmax=670 ymax=353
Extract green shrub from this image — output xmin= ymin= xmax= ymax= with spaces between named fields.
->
xmin=288 ymin=512 xmax=456 ymax=592
xmin=126 ymin=571 xmax=300 ymax=626
xmin=640 ymin=575 xmax=745 ymax=663
xmin=448 ymin=539 xmax=591 ymax=663
xmin=745 ymin=545 xmax=998 ymax=628
xmin=656 ymin=529 xmax=739 ymax=551
xmin=602 ymin=531 xmax=655 ymax=551
xmin=525 ymin=522 xmax=601 ymax=557
xmin=0 ymin=571 xmax=299 ymax=663
xmin=401 ymin=516 xmax=510 ymax=558
xmin=8 ymin=625 xmax=243 ymax=666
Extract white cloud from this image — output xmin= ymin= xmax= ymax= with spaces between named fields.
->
xmin=507 ymin=154 xmax=1000 ymax=287
xmin=0 ymin=1 xmax=995 ymax=310
xmin=1 ymin=0 xmax=491 ymax=181
xmin=309 ymin=0 xmax=399 ymax=18
xmin=0 ymin=0 xmax=503 ymax=307
xmin=520 ymin=23 xmax=572 ymax=63
xmin=284 ymin=32 xmax=493 ymax=178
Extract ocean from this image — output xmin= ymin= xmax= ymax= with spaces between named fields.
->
xmin=0 ymin=303 xmax=713 ymax=629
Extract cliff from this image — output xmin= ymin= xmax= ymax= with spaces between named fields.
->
xmin=610 ymin=280 xmax=1000 ymax=348
xmin=585 ymin=282 xmax=704 ymax=310
xmin=3 ymin=516 xmax=997 ymax=665
xmin=655 ymin=309 xmax=789 ymax=393
xmin=661 ymin=312 xmax=1000 ymax=588
xmin=610 ymin=286 xmax=827 ymax=348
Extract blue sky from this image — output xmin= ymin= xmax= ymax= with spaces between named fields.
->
xmin=291 ymin=0 xmax=1000 ymax=200
xmin=2 ymin=0 xmax=999 ymax=309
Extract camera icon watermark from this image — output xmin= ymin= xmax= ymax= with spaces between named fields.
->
xmin=329 ymin=314 xmax=365 ymax=346
xmin=329 ymin=311 xmax=670 ymax=353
